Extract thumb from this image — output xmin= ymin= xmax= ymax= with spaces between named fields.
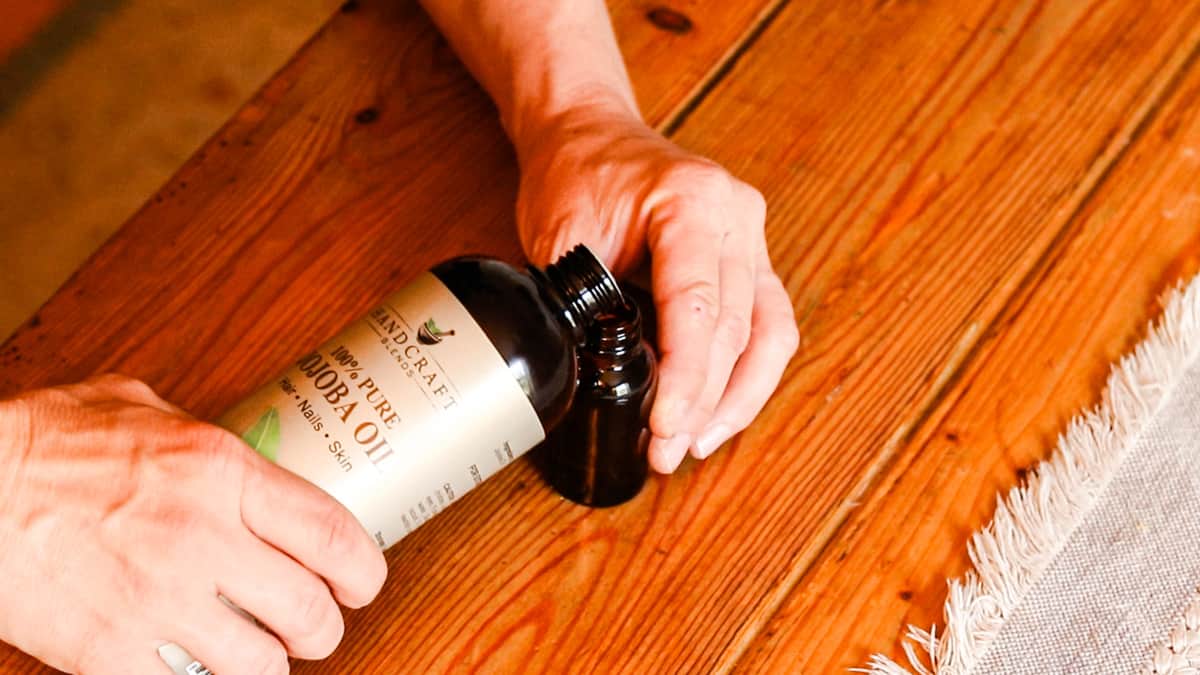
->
xmin=516 ymin=186 xmax=633 ymax=273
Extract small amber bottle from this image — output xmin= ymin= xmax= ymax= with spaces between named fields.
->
xmin=537 ymin=297 xmax=657 ymax=507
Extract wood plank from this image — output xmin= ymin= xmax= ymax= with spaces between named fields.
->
xmin=738 ymin=41 xmax=1200 ymax=675
xmin=4 ymin=0 xmax=1196 ymax=671
xmin=0 ymin=0 xmax=782 ymax=672
xmin=612 ymin=0 xmax=785 ymax=127
xmin=0 ymin=1 xmax=69 ymax=64
xmin=0 ymin=2 xmax=788 ymax=391
xmin=0 ymin=1 xmax=1196 ymax=675
xmin=297 ymin=1 xmax=1200 ymax=672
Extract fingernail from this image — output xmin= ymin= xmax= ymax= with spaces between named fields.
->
xmin=651 ymin=433 xmax=693 ymax=473
xmin=694 ymin=424 xmax=731 ymax=459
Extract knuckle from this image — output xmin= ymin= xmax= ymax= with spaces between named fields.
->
xmin=667 ymin=160 xmax=733 ymax=195
xmin=716 ymin=311 xmax=753 ymax=353
xmin=739 ymin=184 xmax=767 ymax=221
xmin=776 ymin=322 xmax=801 ymax=356
xmin=184 ymin=423 xmax=251 ymax=476
xmin=96 ymin=373 xmax=155 ymax=398
xmin=243 ymin=640 xmax=289 ymax=675
xmin=759 ymin=280 xmax=799 ymax=356
xmin=289 ymin=583 xmax=338 ymax=646
xmin=211 ymin=425 xmax=251 ymax=456
xmin=319 ymin=503 xmax=360 ymax=562
xmin=87 ymin=372 xmax=130 ymax=388
xmin=654 ymin=209 xmax=723 ymax=245
xmin=181 ymin=421 xmax=225 ymax=453
xmin=124 ymin=376 xmax=158 ymax=399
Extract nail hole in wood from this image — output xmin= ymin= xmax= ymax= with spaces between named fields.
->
xmin=647 ymin=7 xmax=693 ymax=34
xmin=355 ymin=107 xmax=380 ymax=124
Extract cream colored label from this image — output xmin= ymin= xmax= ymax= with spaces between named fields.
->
xmin=219 ymin=272 xmax=545 ymax=548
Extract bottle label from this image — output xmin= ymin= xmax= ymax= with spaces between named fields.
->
xmin=218 ymin=272 xmax=545 ymax=548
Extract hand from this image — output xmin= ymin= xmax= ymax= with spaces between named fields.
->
xmin=0 ymin=374 xmax=387 ymax=674
xmin=514 ymin=97 xmax=800 ymax=473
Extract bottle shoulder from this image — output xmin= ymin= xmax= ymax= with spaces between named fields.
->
xmin=431 ymin=257 xmax=577 ymax=426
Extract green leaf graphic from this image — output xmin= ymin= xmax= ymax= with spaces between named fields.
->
xmin=241 ymin=407 xmax=281 ymax=463
xmin=424 ymin=318 xmax=440 ymax=334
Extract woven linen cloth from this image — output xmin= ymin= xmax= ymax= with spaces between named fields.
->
xmin=974 ymin=361 xmax=1200 ymax=673
xmin=861 ymin=278 xmax=1200 ymax=675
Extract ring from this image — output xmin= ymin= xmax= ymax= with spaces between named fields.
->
xmin=157 ymin=642 xmax=212 ymax=675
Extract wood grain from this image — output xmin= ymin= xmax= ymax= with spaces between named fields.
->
xmin=0 ymin=0 xmax=781 ymax=672
xmin=737 ymin=36 xmax=1200 ymax=675
xmin=2 ymin=0 xmax=1199 ymax=673
xmin=611 ymin=0 xmax=786 ymax=128
xmin=0 ymin=1 xmax=70 ymax=64
xmin=307 ymin=0 xmax=1200 ymax=671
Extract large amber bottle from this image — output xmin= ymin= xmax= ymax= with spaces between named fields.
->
xmin=219 ymin=244 xmax=623 ymax=548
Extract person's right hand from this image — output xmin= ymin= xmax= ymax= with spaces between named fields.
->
xmin=0 ymin=374 xmax=387 ymax=674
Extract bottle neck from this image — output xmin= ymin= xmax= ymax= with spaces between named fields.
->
xmin=586 ymin=301 xmax=644 ymax=361
xmin=530 ymin=244 xmax=625 ymax=343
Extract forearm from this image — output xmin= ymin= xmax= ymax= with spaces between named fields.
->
xmin=418 ymin=0 xmax=640 ymax=152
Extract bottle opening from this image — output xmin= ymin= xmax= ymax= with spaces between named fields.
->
xmin=588 ymin=299 xmax=643 ymax=357
xmin=535 ymin=244 xmax=626 ymax=341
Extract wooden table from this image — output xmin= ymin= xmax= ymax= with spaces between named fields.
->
xmin=0 ymin=1 xmax=72 ymax=64
xmin=3 ymin=0 xmax=1200 ymax=671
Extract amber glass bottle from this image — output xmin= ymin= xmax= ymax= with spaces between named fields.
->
xmin=537 ymin=297 xmax=657 ymax=507
xmin=219 ymin=244 xmax=624 ymax=549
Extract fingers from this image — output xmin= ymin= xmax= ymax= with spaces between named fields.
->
xmin=646 ymin=197 xmax=725 ymax=473
xmin=79 ymin=640 xmax=177 ymax=675
xmin=173 ymin=598 xmax=290 ymax=675
xmin=240 ymin=458 xmax=387 ymax=609
xmin=704 ymin=249 xmax=799 ymax=447
xmin=217 ymin=533 xmax=344 ymax=660
xmin=691 ymin=188 xmax=761 ymax=460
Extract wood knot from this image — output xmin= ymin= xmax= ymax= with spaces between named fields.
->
xmin=354 ymin=107 xmax=379 ymax=124
xmin=647 ymin=7 xmax=693 ymax=34
xmin=899 ymin=590 xmax=914 ymax=601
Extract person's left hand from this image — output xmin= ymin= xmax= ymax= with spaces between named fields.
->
xmin=513 ymin=96 xmax=799 ymax=474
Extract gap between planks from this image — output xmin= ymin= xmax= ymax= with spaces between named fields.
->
xmin=658 ymin=0 xmax=792 ymax=136
xmin=716 ymin=16 xmax=1200 ymax=675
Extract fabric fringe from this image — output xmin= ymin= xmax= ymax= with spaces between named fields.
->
xmin=857 ymin=276 xmax=1200 ymax=675
xmin=1142 ymin=593 xmax=1200 ymax=674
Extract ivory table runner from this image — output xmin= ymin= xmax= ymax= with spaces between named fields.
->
xmin=862 ymin=277 xmax=1200 ymax=674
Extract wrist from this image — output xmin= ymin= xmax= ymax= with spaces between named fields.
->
xmin=509 ymin=85 xmax=642 ymax=165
